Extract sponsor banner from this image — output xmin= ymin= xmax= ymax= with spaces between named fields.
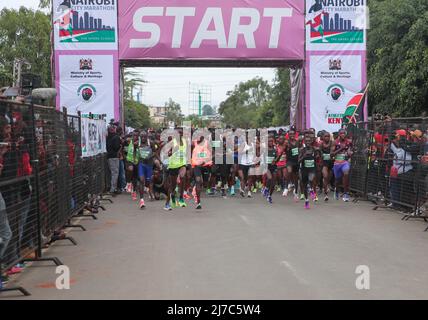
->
xmin=305 ymin=0 xmax=366 ymax=51
xmin=56 ymin=53 xmax=119 ymax=122
xmin=307 ymin=52 xmax=366 ymax=132
xmin=81 ymin=116 xmax=107 ymax=158
xmin=118 ymin=0 xmax=304 ymax=60
xmin=53 ymin=0 xmax=118 ymax=51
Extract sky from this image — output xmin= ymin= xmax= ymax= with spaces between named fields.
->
xmin=2 ymin=0 xmax=277 ymax=115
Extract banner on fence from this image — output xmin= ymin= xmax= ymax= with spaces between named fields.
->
xmin=81 ymin=117 xmax=107 ymax=158
xmin=118 ymin=0 xmax=305 ymax=60
xmin=53 ymin=0 xmax=118 ymax=51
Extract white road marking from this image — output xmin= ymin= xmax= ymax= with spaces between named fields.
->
xmin=280 ymin=260 xmax=309 ymax=286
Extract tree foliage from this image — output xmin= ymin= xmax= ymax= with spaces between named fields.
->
xmin=218 ymin=72 xmax=291 ymax=128
xmin=0 ymin=7 xmax=51 ymax=87
xmin=165 ymin=98 xmax=183 ymax=125
xmin=124 ymin=99 xmax=151 ymax=129
xmin=367 ymin=0 xmax=428 ymax=117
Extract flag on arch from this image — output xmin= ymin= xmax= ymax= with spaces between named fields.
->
xmin=342 ymin=84 xmax=369 ymax=125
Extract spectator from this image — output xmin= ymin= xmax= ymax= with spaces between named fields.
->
xmin=388 ymin=130 xmax=413 ymax=209
xmin=116 ymin=126 xmax=126 ymax=192
xmin=107 ymin=125 xmax=121 ymax=195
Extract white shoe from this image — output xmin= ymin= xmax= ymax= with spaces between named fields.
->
xmin=247 ymin=191 xmax=252 ymax=198
xmin=282 ymin=189 xmax=289 ymax=197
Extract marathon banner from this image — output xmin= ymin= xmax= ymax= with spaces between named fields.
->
xmin=305 ymin=0 xmax=368 ymax=131
xmin=118 ymin=0 xmax=304 ymax=60
xmin=53 ymin=0 xmax=118 ymax=51
xmin=81 ymin=116 xmax=107 ymax=158
xmin=305 ymin=0 xmax=367 ymax=51
xmin=307 ymin=53 xmax=366 ymax=132
xmin=55 ymin=53 xmax=119 ymax=122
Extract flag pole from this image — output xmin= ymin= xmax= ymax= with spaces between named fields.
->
xmin=349 ymin=83 xmax=369 ymax=123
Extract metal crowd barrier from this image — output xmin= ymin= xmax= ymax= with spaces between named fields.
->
xmin=348 ymin=118 xmax=428 ymax=230
xmin=0 ymin=101 xmax=109 ymax=296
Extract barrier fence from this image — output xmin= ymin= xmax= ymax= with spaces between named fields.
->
xmin=0 ymin=100 xmax=109 ymax=296
xmin=348 ymin=118 xmax=428 ymax=227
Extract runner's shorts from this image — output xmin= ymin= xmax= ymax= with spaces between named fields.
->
xmin=333 ymin=161 xmax=350 ymax=179
xmin=138 ymin=163 xmax=153 ymax=181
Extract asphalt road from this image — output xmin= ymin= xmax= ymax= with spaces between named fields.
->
xmin=2 ymin=191 xmax=428 ymax=299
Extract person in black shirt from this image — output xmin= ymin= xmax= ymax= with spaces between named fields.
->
xmin=106 ymin=125 xmax=121 ymax=195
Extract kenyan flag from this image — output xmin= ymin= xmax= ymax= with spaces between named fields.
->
xmin=342 ymin=84 xmax=369 ymax=125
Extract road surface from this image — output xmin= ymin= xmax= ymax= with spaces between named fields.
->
xmin=2 ymin=192 xmax=428 ymax=299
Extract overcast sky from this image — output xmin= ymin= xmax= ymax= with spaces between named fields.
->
xmin=1 ymin=0 xmax=277 ymax=115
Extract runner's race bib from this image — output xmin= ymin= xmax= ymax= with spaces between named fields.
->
xmin=336 ymin=154 xmax=346 ymax=161
xmin=267 ymin=156 xmax=275 ymax=164
xmin=198 ymin=152 xmax=207 ymax=158
xmin=323 ymin=153 xmax=331 ymax=161
xmin=304 ymin=159 xmax=315 ymax=168
xmin=140 ymin=150 xmax=151 ymax=159
xmin=292 ymin=148 xmax=299 ymax=156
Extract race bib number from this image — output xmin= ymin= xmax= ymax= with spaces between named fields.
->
xmin=304 ymin=160 xmax=315 ymax=168
xmin=292 ymin=148 xmax=299 ymax=156
xmin=323 ymin=154 xmax=331 ymax=161
xmin=336 ymin=154 xmax=346 ymax=161
xmin=198 ymin=152 xmax=207 ymax=158
xmin=280 ymin=155 xmax=286 ymax=162
xmin=139 ymin=150 xmax=150 ymax=159
xmin=267 ymin=156 xmax=275 ymax=164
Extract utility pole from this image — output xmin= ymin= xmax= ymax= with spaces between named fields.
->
xmin=13 ymin=58 xmax=31 ymax=88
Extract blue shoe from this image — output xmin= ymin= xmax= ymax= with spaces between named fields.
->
xmin=267 ymin=196 xmax=273 ymax=204
xmin=164 ymin=203 xmax=172 ymax=211
xmin=343 ymin=193 xmax=350 ymax=202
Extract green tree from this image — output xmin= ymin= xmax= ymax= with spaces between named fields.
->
xmin=202 ymin=104 xmax=214 ymax=116
xmin=124 ymin=99 xmax=151 ymax=129
xmin=123 ymin=69 xmax=146 ymax=100
xmin=165 ymin=98 xmax=183 ymax=126
xmin=219 ymin=77 xmax=271 ymax=128
xmin=0 ymin=8 xmax=51 ymax=87
xmin=184 ymin=114 xmax=211 ymax=128
xmin=367 ymin=0 xmax=428 ymax=117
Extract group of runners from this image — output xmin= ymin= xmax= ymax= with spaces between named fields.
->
xmin=118 ymin=127 xmax=353 ymax=211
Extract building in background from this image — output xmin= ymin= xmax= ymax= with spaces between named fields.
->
xmin=149 ymin=105 xmax=169 ymax=124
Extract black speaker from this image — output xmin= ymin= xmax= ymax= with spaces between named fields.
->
xmin=21 ymin=73 xmax=41 ymax=95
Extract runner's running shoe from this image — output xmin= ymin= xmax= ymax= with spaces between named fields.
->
xmin=267 ymin=195 xmax=273 ymax=204
xmin=196 ymin=202 xmax=202 ymax=210
xmin=282 ymin=189 xmax=289 ymax=197
xmin=263 ymin=188 xmax=269 ymax=198
xmin=230 ymin=186 xmax=235 ymax=196
xmin=300 ymin=194 xmax=305 ymax=201
xmin=183 ymin=192 xmax=192 ymax=200
xmin=164 ymin=203 xmax=172 ymax=211
xmin=139 ymin=199 xmax=146 ymax=209
xmin=343 ymin=193 xmax=350 ymax=202
xmin=131 ymin=192 xmax=137 ymax=201
xmin=335 ymin=189 xmax=340 ymax=200
xmin=240 ymin=189 xmax=245 ymax=197
xmin=247 ymin=190 xmax=252 ymax=198
xmin=324 ymin=195 xmax=329 ymax=202
xmin=178 ymin=198 xmax=187 ymax=207
xmin=294 ymin=192 xmax=299 ymax=202
xmin=304 ymin=200 xmax=310 ymax=210
xmin=221 ymin=189 xmax=227 ymax=198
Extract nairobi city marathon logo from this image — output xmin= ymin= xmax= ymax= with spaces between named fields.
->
xmin=306 ymin=0 xmax=365 ymax=44
xmin=54 ymin=0 xmax=116 ymax=43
